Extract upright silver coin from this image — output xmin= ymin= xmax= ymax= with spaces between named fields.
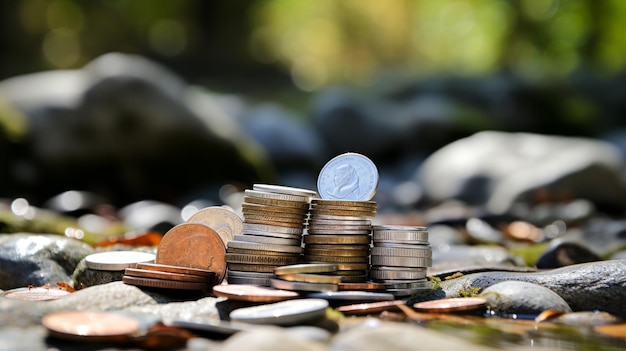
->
xmin=317 ymin=153 xmax=379 ymax=201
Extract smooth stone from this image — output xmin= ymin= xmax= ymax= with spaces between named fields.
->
xmin=536 ymin=241 xmax=602 ymax=269
xmin=440 ymin=260 xmax=626 ymax=318
xmin=432 ymin=245 xmax=526 ymax=267
xmin=0 ymin=234 xmax=93 ymax=290
xmin=219 ymin=326 xmax=325 ymax=351
xmin=550 ymin=311 xmax=623 ymax=327
xmin=479 ymin=281 xmax=572 ymax=315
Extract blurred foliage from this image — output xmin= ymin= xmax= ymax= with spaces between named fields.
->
xmin=0 ymin=0 xmax=625 ymax=90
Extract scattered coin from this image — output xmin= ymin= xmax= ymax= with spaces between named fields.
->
xmin=270 ymin=279 xmax=338 ymax=292
xmin=413 ymin=297 xmax=488 ymax=313
xmin=229 ymin=298 xmax=329 ymax=326
xmin=336 ymin=300 xmax=406 ymax=315
xmin=156 ymin=223 xmax=227 ymax=283
xmin=317 ymin=152 xmax=379 ymax=201
xmin=212 ymin=284 xmax=299 ymax=302
xmin=274 ymin=263 xmax=338 ymax=275
xmin=186 ymin=206 xmax=243 ymax=247
xmin=2 ymin=287 xmax=71 ymax=301
xmin=85 ymin=251 xmax=156 ymax=271
xmin=42 ymin=311 xmax=140 ymax=342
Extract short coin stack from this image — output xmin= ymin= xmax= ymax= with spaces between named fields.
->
xmin=270 ymin=263 xmax=342 ymax=292
xmin=225 ymin=185 xmax=315 ymax=286
xmin=123 ymin=262 xmax=217 ymax=291
xmin=369 ymin=225 xmax=432 ymax=296
xmin=303 ymin=199 xmax=376 ymax=283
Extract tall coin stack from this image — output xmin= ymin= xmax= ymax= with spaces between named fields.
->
xmin=225 ymin=184 xmax=316 ymax=286
xmin=369 ymin=225 xmax=432 ymax=297
xmin=306 ymin=152 xmax=380 ymax=283
xmin=303 ymin=199 xmax=376 ymax=282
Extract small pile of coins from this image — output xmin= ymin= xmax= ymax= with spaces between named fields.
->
xmin=369 ymin=225 xmax=432 ymax=296
xmin=225 ymin=185 xmax=315 ymax=286
xmin=303 ymin=199 xmax=376 ymax=283
xmin=122 ymin=263 xmax=217 ymax=291
xmin=270 ymin=263 xmax=342 ymax=292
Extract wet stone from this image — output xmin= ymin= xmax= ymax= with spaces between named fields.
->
xmin=536 ymin=241 xmax=602 ymax=269
xmin=479 ymin=281 xmax=572 ymax=316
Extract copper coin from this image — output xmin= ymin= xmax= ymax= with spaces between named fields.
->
xmin=124 ymin=268 xmax=211 ymax=283
xmin=213 ymin=284 xmax=299 ymax=302
xmin=303 ymin=234 xmax=371 ymax=245
xmin=338 ymin=282 xmax=386 ymax=291
xmin=2 ymin=287 xmax=70 ymax=301
xmin=135 ymin=262 xmax=216 ymax=277
xmin=42 ymin=311 xmax=140 ymax=342
xmin=336 ymin=300 xmax=406 ymax=315
xmin=156 ymin=223 xmax=227 ymax=284
xmin=413 ymin=297 xmax=487 ymax=313
xmin=186 ymin=206 xmax=243 ymax=247
xmin=122 ymin=275 xmax=210 ymax=290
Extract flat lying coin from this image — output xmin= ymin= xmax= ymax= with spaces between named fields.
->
xmin=42 ymin=311 xmax=140 ymax=342
xmin=336 ymin=300 xmax=406 ymax=315
xmin=253 ymin=184 xmax=317 ymax=197
xmin=2 ymin=287 xmax=70 ymax=301
xmin=135 ymin=263 xmax=216 ymax=278
xmin=124 ymin=268 xmax=211 ymax=283
xmin=270 ymin=279 xmax=338 ymax=292
xmin=274 ymin=263 xmax=338 ymax=275
xmin=85 ymin=251 xmax=155 ymax=271
xmin=306 ymin=291 xmax=394 ymax=303
xmin=230 ymin=298 xmax=329 ymax=326
xmin=122 ymin=276 xmax=210 ymax=290
xmin=213 ymin=284 xmax=299 ymax=302
xmin=186 ymin=206 xmax=243 ymax=247
xmin=280 ymin=273 xmax=342 ymax=284
xmin=413 ymin=297 xmax=487 ymax=313
xmin=317 ymin=152 xmax=379 ymax=201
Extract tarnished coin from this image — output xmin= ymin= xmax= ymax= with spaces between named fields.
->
xmin=243 ymin=214 xmax=306 ymax=224
xmin=226 ymin=247 xmax=297 ymax=257
xmin=270 ymin=279 xmax=338 ymax=292
xmin=186 ymin=206 xmax=243 ymax=247
xmin=337 ymin=275 xmax=369 ymax=283
xmin=242 ymin=202 xmax=308 ymax=214
xmin=85 ymin=251 xmax=156 ymax=271
xmin=306 ymin=228 xmax=372 ymax=235
xmin=303 ymin=234 xmax=371 ymax=245
xmin=226 ymin=263 xmax=280 ymax=273
xmin=227 ymin=240 xmax=303 ymax=254
xmin=309 ymin=214 xmax=372 ymax=221
xmin=244 ymin=196 xmax=310 ymax=209
xmin=304 ymin=244 xmax=370 ymax=252
xmin=156 ymin=223 xmax=227 ymax=284
xmin=317 ymin=152 xmax=379 ymax=201
xmin=308 ymin=219 xmax=372 ymax=226
xmin=274 ymin=263 xmax=338 ymax=275
xmin=244 ymin=218 xmax=305 ymax=228
xmin=279 ymin=273 xmax=343 ymax=284
xmin=336 ymin=300 xmax=406 ymax=315
xmin=226 ymin=276 xmax=273 ymax=286
xmin=245 ymin=189 xmax=310 ymax=203
xmin=229 ymin=298 xmax=328 ymax=326
xmin=252 ymin=184 xmax=317 ymax=197
xmin=413 ymin=297 xmax=487 ymax=313
xmin=2 ymin=287 xmax=70 ymax=301
xmin=42 ymin=311 xmax=140 ymax=342
xmin=135 ymin=262 xmax=216 ymax=278
xmin=233 ymin=234 xmax=301 ymax=246
xmin=213 ymin=284 xmax=299 ymax=302
xmin=242 ymin=208 xmax=308 ymax=220
xmin=304 ymin=248 xmax=369 ymax=257
xmin=124 ymin=268 xmax=212 ymax=283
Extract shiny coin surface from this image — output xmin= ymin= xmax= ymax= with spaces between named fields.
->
xmin=164 ymin=317 xmax=254 ymax=336
xmin=317 ymin=152 xmax=379 ymax=201
xmin=122 ymin=275 xmax=210 ymax=290
xmin=156 ymin=223 xmax=227 ymax=284
xmin=274 ymin=263 xmax=338 ymax=275
xmin=337 ymin=282 xmax=386 ymax=291
xmin=303 ymin=234 xmax=371 ymax=245
xmin=243 ymin=222 xmax=304 ymax=235
xmin=186 ymin=206 xmax=243 ymax=247
xmin=245 ymin=189 xmax=310 ymax=203
xmin=306 ymin=291 xmax=394 ymax=302
xmin=2 ymin=287 xmax=70 ymax=301
xmin=303 ymin=255 xmax=369 ymax=264
xmin=311 ymin=199 xmax=377 ymax=207
xmin=229 ymin=298 xmax=328 ymax=326
xmin=42 ymin=311 xmax=140 ymax=341
xmin=270 ymin=279 xmax=338 ymax=292
xmin=227 ymin=240 xmax=303 ymax=254
xmin=413 ymin=297 xmax=488 ymax=313
xmin=124 ymin=268 xmax=211 ymax=283
xmin=370 ymin=255 xmax=432 ymax=267
xmin=213 ymin=284 xmax=299 ymax=302
xmin=233 ymin=234 xmax=301 ymax=246
xmin=85 ymin=251 xmax=155 ymax=271
xmin=252 ymin=184 xmax=317 ymax=197
xmin=280 ymin=273 xmax=343 ymax=284
xmin=369 ymin=267 xmax=427 ymax=280
xmin=371 ymin=246 xmax=432 ymax=257
xmin=304 ymin=248 xmax=369 ymax=257
xmin=225 ymin=253 xmax=300 ymax=266
xmin=135 ymin=263 xmax=216 ymax=278
xmin=226 ymin=263 xmax=280 ymax=273
xmin=244 ymin=196 xmax=310 ymax=209
xmin=336 ymin=300 xmax=406 ymax=315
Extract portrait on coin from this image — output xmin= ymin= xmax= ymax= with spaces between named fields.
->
xmin=327 ymin=164 xmax=360 ymax=199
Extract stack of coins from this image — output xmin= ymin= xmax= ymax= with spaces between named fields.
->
xmin=225 ymin=184 xmax=315 ymax=286
xmin=123 ymin=262 xmax=217 ymax=291
xmin=369 ymin=225 xmax=432 ymax=296
xmin=303 ymin=199 xmax=376 ymax=283
xmin=270 ymin=263 xmax=341 ymax=292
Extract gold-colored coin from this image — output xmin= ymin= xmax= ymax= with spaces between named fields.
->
xmin=186 ymin=206 xmax=243 ymax=246
xmin=304 ymin=244 xmax=370 ymax=251
xmin=213 ymin=284 xmax=299 ymax=302
xmin=303 ymin=254 xmax=369 ymax=264
xmin=243 ymin=214 xmax=306 ymax=224
xmin=226 ymin=247 xmax=298 ymax=257
xmin=303 ymin=234 xmax=371 ymax=245
xmin=274 ymin=263 xmax=338 ymax=275
xmin=244 ymin=196 xmax=310 ymax=209
xmin=227 ymin=263 xmax=282 ymax=273
xmin=225 ymin=253 xmax=300 ymax=266
xmin=304 ymin=248 xmax=369 ymax=257
xmin=124 ymin=267 xmax=212 ymax=283
xmin=306 ymin=228 xmax=372 ymax=235
xmin=307 ymin=224 xmax=372 ymax=231
xmin=242 ymin=202 xmax=308 ymax=214
xmin=279 ymin=273 xmax=342 ymax=284
xmin=244 ymin=189 xmax=310 ymax=202
xmin=244 ymin=218 xmax=304 ymax=228
xmin=338 ymin=282 xmax=386 ymax=291
xmin=242 ymin=208 xmax=308 ymax=219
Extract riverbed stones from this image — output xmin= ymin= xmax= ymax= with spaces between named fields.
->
xmin=479 ymin=281 xmax=571 ymax=315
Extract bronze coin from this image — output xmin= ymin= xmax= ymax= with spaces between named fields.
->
xmin=135 ymin=262 xmax=216 ymax=278
xmin=413 ymin=297 xmax=487 ymax=313
xmin=338 ymin=282 xmax=386 ymax=291
xmin=336 ymin=300 xmax=405 ymax=315
xmin=243 ymin=196 xmax=311 ymax=209
xmin=122 ymin=275 xmax=210 ymax=290
xmin=242 ymin=202 xmax=308 ymax=214
xmin=186 ymin=206 xmax=243 ymax=247
xmin=304 ymin=248 xmax=369 ymax=257
xmin=213 ymin=284 xmax=299 ymax=302
xmin=279 ymin=273 xmax=343 ymax=284
xmin=2 ymin=287 xmax=70 ymax=301
xmin=42 ymin=311 xmax=140 ymax=342
xmin=303 ymin=234 xmax=371 ymax=245
xmin=124 ymin=268 xmax=211 ymax=283
xmin=156 ymin=223 xmax=227 ymax=284
xmin=303 ymin=254 xmax=369 ymax=263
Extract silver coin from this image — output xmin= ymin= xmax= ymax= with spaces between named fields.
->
xmin=243 ymin=223 xmax=303 ymax=235
xmin=306 ymin=291 xmax=394 ymax=302
xmin=85 ymin=251 xmax=155 ymax=271
xmin=233 ymin=234 xmax=301 ymax=246
xmin=307 ymin=219 xmax=372 ymax=226
xmin=386 ymin=287 xmax=432 ymax=297
xmin=229 ymin=298 xmax=328 ymax=326
xmin=317 ymin=153 xmax=379 ymax=201
xmin=270 ymin=279 xmax=338 ymax=292
xmin=226 ymin=270 xmax=275 ymax=279
xmin=244 ymin=189 xmax=310 ymax=203
xmin=377 ymin=279 xmax=431 ymax=289
xmin=372 ymin=231 xmax=429 ymax=243
xmin=372 ymin=225 xmax=427 ymax=232
xmin=241 ymin=229 xmax=303 ymax=240
xmin=370 ymin=255 xmax=432 ymax=267
xmin=186 ymin=206 xmax=243 ymax=247
xmin=306 ymin=228 xmax=372 ymax=235
xmin=309 ymin=214 xmax=372 ymax=221
xmin=369 ymin=268 xmax=427 ymax=280
xmin=371 ymin=246 xmax=432 ymax=257
xmin=253 ymin=184 xmax=318 ymax=198
xmin=227 ymin=276 xmax=272 ymax=286
xmin=227 ymin=240 xmax=303 ymax=254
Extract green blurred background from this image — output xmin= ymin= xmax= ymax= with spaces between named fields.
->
xmin=1 ymin=0 xmax=624 ymax=94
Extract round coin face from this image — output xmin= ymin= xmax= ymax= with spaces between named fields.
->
xmin=317 ymin=153 xmax=379 ymax=201
xmin=413 ymin=297 xmax=488 ymax=313
xmin=85 ymin=251 xmax=156 ymax=271
xmin=2 ymin=287 xmax=70 ymax=301
xmin=186 ymin=206 xmax=243 ymax=247
xmin=213 ymin=284 xmax=299 ymax=302
xmin=229 ymin=298 xmax=328 ymax=325
xmin=42 ymin=311 xmax=140 ymax=342
xmin=156 ymin=223 xmax=227 ymax=284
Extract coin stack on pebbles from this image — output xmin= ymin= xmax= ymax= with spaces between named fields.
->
xmin=123 ymin=262 xmax=217 ymax=291
xmin=225 ymin=184 xmax=316 ymax=286
xmin=303 ymin=199 xmax=376 ymax=283
xmin=270 ymin=263 xmax=342 ymax=292
xmin=369 ymin=225 xmax=432 ymax=297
